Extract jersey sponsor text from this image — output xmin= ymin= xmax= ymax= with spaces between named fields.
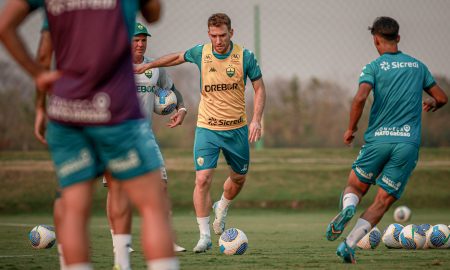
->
xmin=204 ymin=83 xmax=238 ymax=93
xmin=208 ymin=116 xmax=243 ymax=127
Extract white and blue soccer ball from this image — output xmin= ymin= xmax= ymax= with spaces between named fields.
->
xmin=393 ymin=206 xmax=411 ymax=223
xmin=382 ymin=223 xmax=404 ymax=249
xmin=425 ymin=224 xmax=450 ymax=249
xmin=219 ymin=228 xmax=248 ymax=255
xmin=419 ymin=224 xmax=432 ymax=249
xmin=357 ymin=226 xmax=382 ymax=250
xmin=29 ymin=225 xmax=56 ymax=249
xmin=399 ymin=224 xmax=425 ymax=249
xmin=154 ymin=88 xmax=177 ymax=115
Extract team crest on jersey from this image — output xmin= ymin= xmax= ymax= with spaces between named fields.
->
xmin=144 ymin=69 xmax=153 ymax=79
xmin=197 ymin=157 xmax=204 ymax=166
xmin=226 ymin=66 xmax=235 ymax=77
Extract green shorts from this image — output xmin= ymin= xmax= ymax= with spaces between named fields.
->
xmin=47 ymin=119 xmax=163 ymax=188
xmin=352 ymin=143 xmax=419 ymax=199
xmin=193 ymin=126 xmax=249 ymax=175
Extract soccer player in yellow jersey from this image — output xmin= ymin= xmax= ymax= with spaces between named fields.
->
xmin=135 ymin=13 xmax=266 ymax=252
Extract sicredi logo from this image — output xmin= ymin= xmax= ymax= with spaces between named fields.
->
xmin=380 ymin=61 xmax=419 ymax=71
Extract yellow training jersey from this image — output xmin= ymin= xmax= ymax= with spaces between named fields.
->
xmin=198 ymin=43 xmax=246 ymax=131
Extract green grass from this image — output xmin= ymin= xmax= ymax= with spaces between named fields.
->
xmin=0 ymin=148 xmax=449 ymax=268
xmin=0 ymin=209 xmax=449 ymax=269
xmin=1 ymin=148 xmax=449 ymax=213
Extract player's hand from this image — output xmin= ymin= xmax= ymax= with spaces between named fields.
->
xmin=343 ymin=129 xmax=357 ymax=146
xmin=423 ymin=97 xmax=437 ymax=112
xmin=35 ymin=70 xmax=62 ymax=92
xmin=248 ymin=121 xmax=262 ymax=143
xmin=34 ymin=107 xmax=47 ymax=145
xmin=134 ymin=63 xmax=152 ymax=74
xmin=167 ymin=109 xmax=187 ymax=128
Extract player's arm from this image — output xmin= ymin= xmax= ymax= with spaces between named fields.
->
xmin=423 ymin=85 xmax=448 ymax=112
xmin=0 ymin=0 xmax=61 ymax=91
xmin=140 ymin=0 xmax=161 ymax=24
xmin=0 ymin=0 xmax=42 ymax=77
xmin=344 ymin=83 xmax=372 ymax=145
xmin=248 ymin=78 xmax=266 ymax=143
xmin=34 ymin=30 xmax=53 ymax=145
xmin=135 ymin=52 xmax=186 ymax=74
xmin=167 ymin=85 xmax=187 ymax=128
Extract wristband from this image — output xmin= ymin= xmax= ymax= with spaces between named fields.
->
xmin=178 ymin=107 xmax=187 ymax=113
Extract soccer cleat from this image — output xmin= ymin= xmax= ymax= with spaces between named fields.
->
xmin=193 ymin=236 xmax=212 ymax=253
xmin=212 ymin=201 xmax=228 ymax=235
xmin=173 ymin=243 xmax=186 ymax=252
xmin=128 ymin=246 xmax=134 ymax=253
xmin=326 ymin=205 xmax=356 ymax=241
xmin=336 ymin=240 xmax=356 ymax=264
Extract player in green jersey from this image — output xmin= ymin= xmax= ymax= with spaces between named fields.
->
xmin=135 ymin=13 xmax=266 ymax=253
xmin=326 ymin=17 xmax=447 ymax=264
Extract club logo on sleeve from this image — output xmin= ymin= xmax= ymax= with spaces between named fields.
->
xmin=197 ymin=157 xmax=204 ymax=166
xmin=380 ymin=61 xmax=390 ymax=71
xmin=144 ymin=69 xmax=153 ymax=79
xmin=226 ymin=66 xmax=235 ymax=77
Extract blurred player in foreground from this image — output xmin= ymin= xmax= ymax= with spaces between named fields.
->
xmin=325 ymin=16 xmax=447 ymax=263
xmin=0 ymin=1 xmax=179 ymax=269
xmin=135 ymin=13 xmax=266 ymax=252
xmin=103 ymin=22 xmax=187 ymax=270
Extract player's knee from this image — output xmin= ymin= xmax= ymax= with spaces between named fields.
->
xmin=230 ymin=173 xmax=246 ymax=185
xmin=195 ymin=174 xmax=212 ymax=190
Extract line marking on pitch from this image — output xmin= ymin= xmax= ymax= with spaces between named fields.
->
xmin=0 ymin=255 xmax=34 ymax=258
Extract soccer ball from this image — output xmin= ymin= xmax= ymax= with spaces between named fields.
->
xmin=357 ymin=226 xmax=382 ymax=249
xmin=393 ymin=206 xmax=411 ymax=223
xmin=419 ymin=224 xmax=432 ymax=249
xmin=399 ymin=224 xmax=425 ymax=249
xmin=382 ymin=223 xmax=404 ymax=249
xmin=425 ymin=224 xmax=450 ymax=249
xmin=219 ymin=228 xmax=248 ymax=255
xmin=154 ymin=88 xmax=177 ymax=115
xmin=29 ymin=225 xmax=56 ymax=249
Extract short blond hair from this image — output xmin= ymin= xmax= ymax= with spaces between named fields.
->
xmin=208 ymin=13 xmax=231 ymax=30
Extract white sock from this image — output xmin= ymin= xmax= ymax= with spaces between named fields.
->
xmin=196 ymin=217 xmax=210 ymax=238
xmin=66 ymin=263 xmax=93 ymax=270
xmin=345 ymin=218 xmax=372 ymax=248
xmin=218 ymin=193 xmax=232 ymax=209
xmin=342 ymin=193 xmax=359 ymax=209
xmin=147 ymin=257 xmax=179 ymax=270
xmin=57 ymin=243 xmax=67 ymax=270
xmin=113 ymin=234 xmax=131 ymax=270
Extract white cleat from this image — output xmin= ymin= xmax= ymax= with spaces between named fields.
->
xmin=128 ymin=246 xmax=134 ymax=253
xmin=212 ymin=201 xmax=228 ymax=235
xmin=173 ymin=243 xmax=186 ymax=252
xmin=193 ymin=237 xmax=212 ymax=253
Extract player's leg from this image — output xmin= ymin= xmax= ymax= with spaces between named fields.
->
xmin=160 ymin=167 xmax=186 ymax=252
xmin=105 ymin=173 xmax=133 ymax=270
xmin=337 ymin=143 xmax=418 ymax=263
xmin=59 ymin=180 xmax=96 ymax=266
xmin=326 ymin=144 xmax=386 ymax=241
xmin=193 ymin=169 xmax=214 ymax=252
xmin=121 ymin=170 xmax=175 ymax=265
xmin=46 ymin=121 xmax=101 ymax=269
xmin=53 ymin=192 xmax=67 ymax=270
xmin=95 ymin=120 xmax=177 ymax=269
xmin=213 ymin=125 xmax=249 ymax=235
xmin=192 ymin=127 xmax=220 ymax=252
xmin=326 ymin=170 xmax=370 ymax=241
xmin=212 ymin=171 xmax=245 ymax=235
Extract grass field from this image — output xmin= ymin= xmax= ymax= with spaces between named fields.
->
xmin=0 ymin=209 xmax=449 ymax=269
xmin=0 ymin=148 xmax=449 ymax=269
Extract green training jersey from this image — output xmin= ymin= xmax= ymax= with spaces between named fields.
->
xmin=359 ymin=51 xmax=436 ymax=146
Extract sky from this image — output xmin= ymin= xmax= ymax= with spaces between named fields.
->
xmin=0 ymin=0 xmax=449 ymax=93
